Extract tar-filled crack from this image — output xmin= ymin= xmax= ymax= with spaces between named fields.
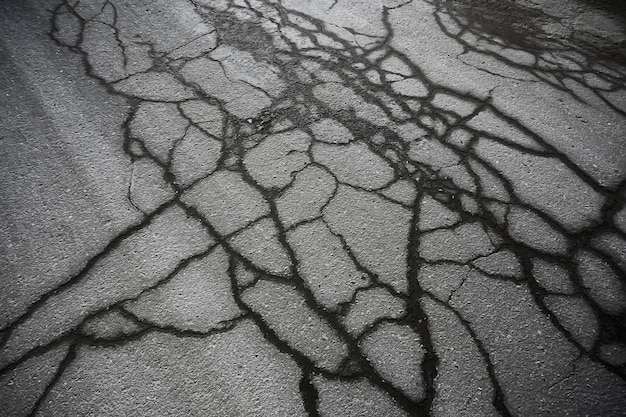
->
xmin=2 ymin=0 xmax=625 ymax=415
xmin=404 ymin=185 xmax=440 ymax=415
xmin=428 ymin=0 xmax=626 ymax=116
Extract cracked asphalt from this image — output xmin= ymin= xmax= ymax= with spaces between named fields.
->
xmin=1 ymin=0 xmax=626 ymax=416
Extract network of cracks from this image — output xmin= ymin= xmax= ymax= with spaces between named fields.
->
xmin=2 ymin=0 xmax=626 ymax=415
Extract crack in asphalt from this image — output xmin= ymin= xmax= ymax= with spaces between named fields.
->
xmin=1 ymin=0 xmax=625 ymax=416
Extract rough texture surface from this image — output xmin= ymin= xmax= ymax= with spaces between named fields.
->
xmin=1 ymin=0 xmax=625 ymax=415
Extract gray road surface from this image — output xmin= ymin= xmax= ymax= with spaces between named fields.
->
xmin=1 ymin=0 xmax=626 ymax=415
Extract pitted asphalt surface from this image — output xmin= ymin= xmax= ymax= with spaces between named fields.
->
xmin=1 ymin=0 xmax=625 ymax=416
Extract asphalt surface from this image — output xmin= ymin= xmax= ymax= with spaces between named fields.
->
xmin=1 ymin=0 xmax=625 ymax=416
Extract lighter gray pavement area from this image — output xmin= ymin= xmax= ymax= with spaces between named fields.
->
xmin=1 ymin=0 xmax=626 ymax=416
